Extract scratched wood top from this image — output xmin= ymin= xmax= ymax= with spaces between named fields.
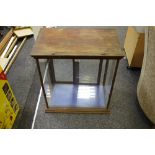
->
xmin=31 ymin=28 xmax=124 ymax=59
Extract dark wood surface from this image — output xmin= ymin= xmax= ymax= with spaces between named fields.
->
xmin=45 ymin=107 xmax=110 ymax=114
xmin=31 ymin=28 xmax=124 ymax=59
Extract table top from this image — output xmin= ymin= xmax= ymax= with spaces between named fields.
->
xmin=31 ymin=28 xmax=124 ymax=59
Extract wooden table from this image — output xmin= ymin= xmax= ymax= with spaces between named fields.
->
xmin=31 ymin=28 xmax=124 ymax=113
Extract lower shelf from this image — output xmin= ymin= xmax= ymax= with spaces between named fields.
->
xmin=45 ymin=107 xmax=110 ymax=114
xmin=44 ymin=83 xmax=109 ymax=113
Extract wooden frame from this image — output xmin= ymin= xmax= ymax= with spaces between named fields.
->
xmin=35 ymin=57 xmax=120 ymax=113
xmin=4 ymin=37 xmax=27 ymax=74
xmin=45 ymin=107 xmax=110 ymax=114
xmin=0 ymin=28 xmax=13 ymax=55
xmin=0 ymin=27 xmax=34 ymax=73
xmin=32 ymin=28 xmax=124 ymax=113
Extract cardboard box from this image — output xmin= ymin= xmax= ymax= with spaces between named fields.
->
xmin=124 ymin=26 xmax=145 ymax=68
xmin=0 ymin=65 xmax=19 ymax=128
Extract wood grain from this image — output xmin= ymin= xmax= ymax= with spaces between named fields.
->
xmin=1 ymin=36 xmax=16 ymax=58
xmin=0 ymin=28 xmax=13 ymax=55
xmin=4 ymin=37 xmax=27 ymax=74
xmin=14 ymin=28 xmax=33 ymax=38
xmin=0 ymin=58 xmax=9 ymax=70
xmin=45 ymin=107 xmax=110 ymax=114
xmin=5 ymin=37 xmax=18 ymax=58
xmin=31 ymin=28 xmax=124 ymax=59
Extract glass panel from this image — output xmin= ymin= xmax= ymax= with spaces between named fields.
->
xmin=43 ymin=59 xmax=107 ymax=108
xmin=100 ymin=60 xmax=107 ymax=84
xmin=104 ymin=59 xmax=117 ymax=105
xmin=53 ymin=59 xmax=73 ymax=82
xmin=44 ymin=64 xmax=106 ymax=108
xmin=79 ymin=59 xmax=99 ymax=83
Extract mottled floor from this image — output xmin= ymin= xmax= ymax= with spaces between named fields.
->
xmin=7 ymin=36 xmax=37 ymax=128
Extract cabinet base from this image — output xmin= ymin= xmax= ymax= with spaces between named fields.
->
xmin=45 ymin=107 xmax=110 ymax=114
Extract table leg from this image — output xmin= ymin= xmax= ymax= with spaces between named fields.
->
xmin=73 ymin=59 xmax=79 ymax=84
xmin=36 ymin=58 xmax=49 ymax=108
xmin=103 ymin=60 xmax=109 ymax=85
xmin=106 ymin=59 xmax=119 ymax=109
xmin=97 ymin=59 xmax=103 ymax=84
xmin=48 ymin=59 xmax=56 ymax=84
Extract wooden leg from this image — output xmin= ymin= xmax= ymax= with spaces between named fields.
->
xmin=103 ymin=60 xmax=109 ymax=85
xmin=48 ymin=59 xmax=56 ymax=84
xmin=107 ymin=59 xmax=119 ymax=109
xmin=97 ymin=59 xmax=103 ymax=84
xmin=36 ymin=58 xmax=49 ymax=108
xmin=73 ymin=59 xmax=79 ymax=84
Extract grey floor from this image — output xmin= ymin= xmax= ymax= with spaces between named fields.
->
xmin=6 ymin=26 xmax=152 ymax=129
xmin=7 ymin=36 xmax=40 ymax=128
